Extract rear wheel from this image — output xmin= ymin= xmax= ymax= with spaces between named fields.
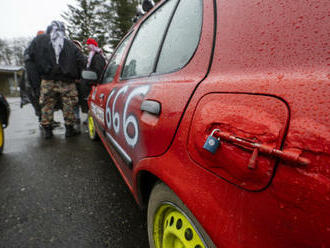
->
xmin=148 ymin=182 xmax=216 ymax=248
xmin=88 ymin=113 xmax=99 ymax=140
xmin=0 ymin=122 xmax=4 ymax=154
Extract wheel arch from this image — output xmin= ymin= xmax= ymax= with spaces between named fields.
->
xmin=136 ymin=170 xmax=161 ymax=209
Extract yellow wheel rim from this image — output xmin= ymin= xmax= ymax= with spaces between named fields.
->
xmin=0 ymin=123 xmax=3 ymax=148
xmin=88 ymin=115 xmax=95 ymax=139
xmin=153 ymin=204 xmax=206 ymax=248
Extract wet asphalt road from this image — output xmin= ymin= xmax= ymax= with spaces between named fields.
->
xmin=0 ymin=98 xmax=149 ymax=248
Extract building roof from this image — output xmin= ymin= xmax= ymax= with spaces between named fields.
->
xmin=0 ymin=65 xmax=24 ymax=73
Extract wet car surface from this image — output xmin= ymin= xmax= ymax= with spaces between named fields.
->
xmin=86 ymin=0 xmax=330 ymax=247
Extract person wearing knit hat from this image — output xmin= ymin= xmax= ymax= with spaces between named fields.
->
xmin=86 ymin=38 xmax=105 ymax=69
xmin=37 ymin=30 xmax=45 ymax=36
xmin=142 ymin=0 xmax=155 ymax=12
xmin=133 ymin=0 xmax=154 ymax=23
xmin=79 ymin=38 xmax=106 ymax=119
xmin=86 ymin=38 xmax=98 ymax=47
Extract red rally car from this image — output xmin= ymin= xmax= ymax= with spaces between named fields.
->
xmin=84 ymin=0 xmax=330 ymax=247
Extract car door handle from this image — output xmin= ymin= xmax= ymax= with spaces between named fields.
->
xmin=99 ymin=93 xmax=104 ymax=100
xmin=141 ymin=100 xmax=161 ymax=115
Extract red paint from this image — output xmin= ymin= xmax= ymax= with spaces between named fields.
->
xmin=89 ymin=0 xmax=214 ymax=191
xmin=89 ymin=0 xmax=330 ymax=247
xmin=188 ymin=93 xmax=289 ymax=190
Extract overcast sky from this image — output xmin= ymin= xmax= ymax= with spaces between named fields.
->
xmin=0 ymin=0 xmax=76 ymax=39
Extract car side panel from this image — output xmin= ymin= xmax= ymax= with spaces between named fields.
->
xmin=99 ymin=0 xmax=215 ymax=186
xmin=135 ymin=81 xmax=330 ymax=246
xmin=135 ymin=0 xmax=330 ymax=247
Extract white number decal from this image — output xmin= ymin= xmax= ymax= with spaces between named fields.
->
xmin=105 ymin=90 xmax=115 ymax=129
xmin=104 ymin=85 xmax=150 ymax=148
xmin=112 ymin=86 xmax=128 ymax=134
xmin=123 ymin=85 xmax=150 ymax=147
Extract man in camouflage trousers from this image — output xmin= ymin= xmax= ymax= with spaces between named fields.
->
xmin=24 ymin=21 xmax=86 ymax=139
xmin=40 ymin=80 xmax=78 ymax=128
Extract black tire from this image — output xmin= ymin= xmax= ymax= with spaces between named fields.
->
xmin=148 ymin=182 xmax=216 ymax=248
xmin=87 ymin=112 xmax=99 ymax=141
xmin=0 ymin=122 xmax=4 ymax=154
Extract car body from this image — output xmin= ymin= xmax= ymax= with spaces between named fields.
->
xmin=0 ymin=93 xmax=10 ymax=153
xmin=86 ymin=0 xmax=330 ymax=247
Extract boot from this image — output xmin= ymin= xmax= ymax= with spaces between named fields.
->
xmin=51 ymin=120 xmax=61 ymax=129
xmin=42 ymin=125 xmax=53 ymax=139
xmin=65 ymin=124 xmax=81 ymax=138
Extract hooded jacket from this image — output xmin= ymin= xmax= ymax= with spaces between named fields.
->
xmin=24 ymin=34 xmax=86 ymax=82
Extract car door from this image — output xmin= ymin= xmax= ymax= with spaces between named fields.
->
xmin=91 ymin=33 xmax=133 ymax=129
xmin=101 ymin=0 xmax=215 ymax=185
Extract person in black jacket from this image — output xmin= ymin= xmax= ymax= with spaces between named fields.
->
xmin=133 ymin=0 xmax=155 ymax=23
xmin=80 ymin=38 xmax=106 ymax=115
xmin=23 ymin=30 xmax=62 ymax=128
xmin=24 ymin=21 xmax=86 ymax=139
xmin=142 ymin=0 xmax=155 ymax=12
xmin=86 ymin=38 xmax=106 ymax=80
xmin=22 ymin=31 xmax=44 ymax=122
xmin=72 ymin=40 xmax=86 ymax=125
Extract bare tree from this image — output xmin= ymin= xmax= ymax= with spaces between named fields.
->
xmin=12 ymin=38 xmax=30 ymax=66
xmin=0 ymin=38 xmax=30 ymax=66
xmin=0 ymin=39 xmax=10 ymax=65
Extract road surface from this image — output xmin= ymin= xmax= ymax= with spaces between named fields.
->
xmin=0 ymin=98 xmax=149 ymax=248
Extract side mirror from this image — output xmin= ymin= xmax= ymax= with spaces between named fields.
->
xmin=81 ymin=70 xmax=97 ymax=81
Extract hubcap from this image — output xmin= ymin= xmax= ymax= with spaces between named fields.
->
xmin=153 ymin=204 xmax=206 ymax=248
xmin=88 ymin=116 xmax=95 ymax=139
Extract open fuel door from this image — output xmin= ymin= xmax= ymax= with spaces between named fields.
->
xmin=188 ymin=93 xmax=292 ymax=191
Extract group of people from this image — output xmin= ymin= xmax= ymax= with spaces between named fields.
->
xmin=21 ymin=1 xmax=157 ymax=139
xmin=23 ymin=20 xmax=106 ymax=139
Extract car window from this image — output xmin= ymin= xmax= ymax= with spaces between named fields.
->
xmin=156 ymin=0 xmax=203 ymax=74
xmin=121 ymin=0 xmax=178 ymax=79
xmin=102 ymin=34 xmax=131 ymax=84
